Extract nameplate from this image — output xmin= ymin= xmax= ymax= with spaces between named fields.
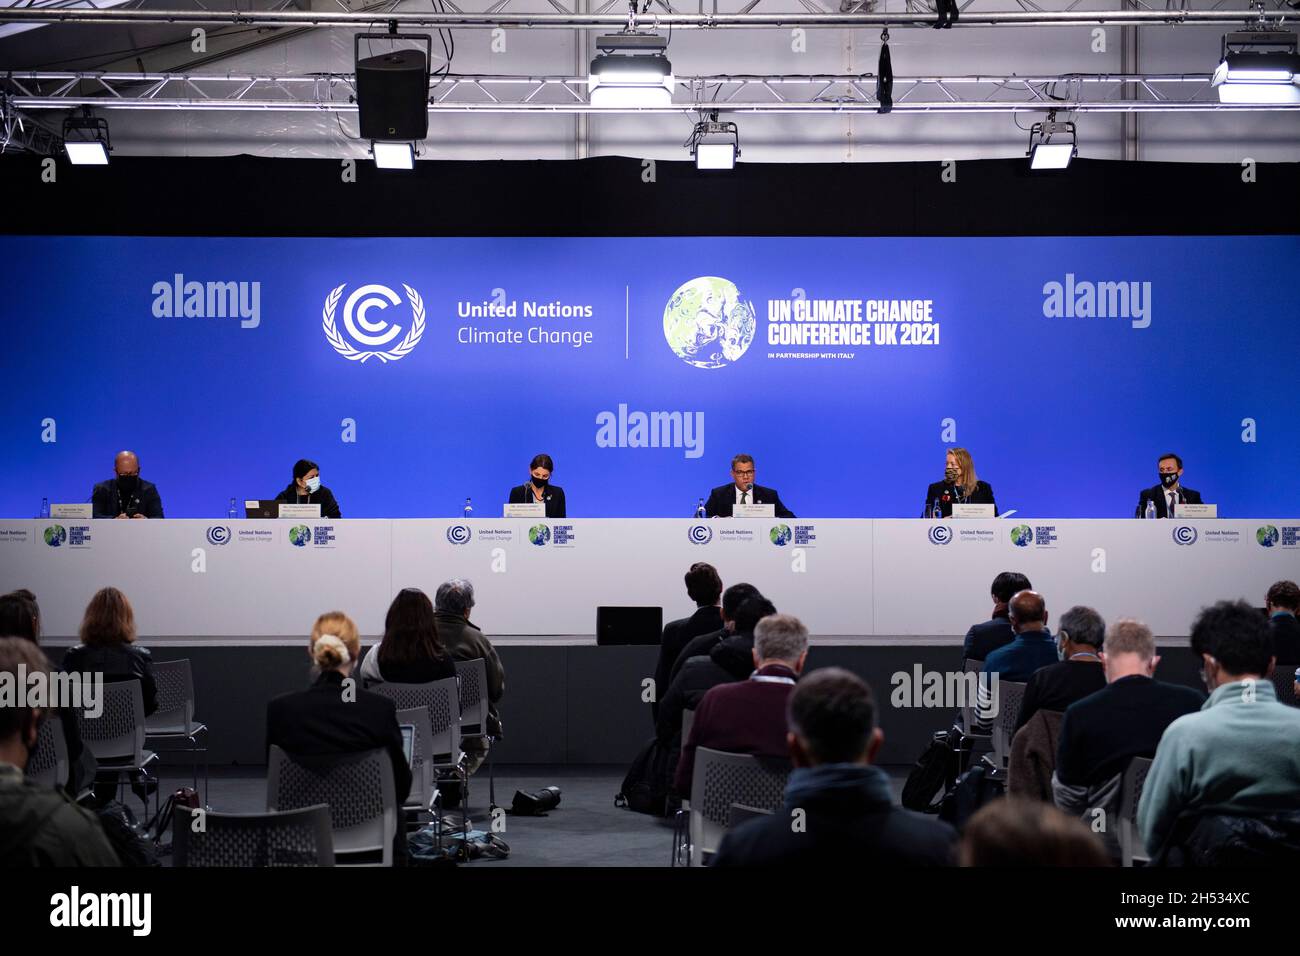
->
xmin=734 ymin=503 xmax=776 ymax=518
xmin=952 ymin=504 xmax=996 ymax=519
xmin=277 ymin=503 xmax=321 ymax=519
xmin=1174 ymin=503 xmax=1217 ymax=518
xmin=51 ymin=504 xmax=92 ymax=519
xmin=504 ymin=503 xmax=545 ymax=518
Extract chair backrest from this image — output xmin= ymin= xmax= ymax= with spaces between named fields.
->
xmin=727 ymin=803 xmax=773 ymax=829
xmin=395 ymin=706 xmax=435 ymax=810
xmin=266 ymin=745 xmax=397 ymax=865
xmin=991 ymin=680 xmax=1028 ymax=768
xmin=1269 ymin=667 xmax=1299 ymax=708
xmin=147 ymin=658 xmax=197 ymax=733
xmin=174 ymin=804 xmax=335 ymax=867
xmin=960 ymin=658 xmax=986 ymax=735
xmin=77 ymin=680 xmax=147 ymax=763
xmin=369 ymin=678 xmax=460 ymax=765
xmin=1117 ymin=755 xmax=1154 ymax=866
xmin=688 ymin=747 xmax=791 ymax=865
xmin=26 ymin=714 xmax=68 ymax=789
xmin=454 ymin=658 xmax=490 ymax=735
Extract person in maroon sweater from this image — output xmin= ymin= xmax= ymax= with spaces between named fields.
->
xmin=675 ymin=613 xmax=809 ymax=795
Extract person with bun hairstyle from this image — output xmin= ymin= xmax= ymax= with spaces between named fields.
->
xmin=266 ymin=611 xmax=412 ymax=862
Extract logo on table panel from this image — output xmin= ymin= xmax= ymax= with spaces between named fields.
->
xmin=289 ymin=525 xmax=312 ymax=547
xmin=663 ymin=277 xmax=757 ymax=369
xmin=1010 ymin=525 xmax=1034 ymax=548
xmin=528 ymin=524 xmax=551 ymax=547
xmin=322 ymin=282 xmax=426 ymax=364
xmin=446 ymin=524 xmax=472 ymax=545
xmin=43 ymin=525 xmax=67 ymax=547
xmin=688 ymin=524 xmax=713 ymax=545
xmin=1256 ymin=525 xmax=1280 ymax=548
xmin=928 ymin=525 xmax=953 ymax=546
xmin=206 ymin=526 xmax=232 ymax=546
xmin=1171 ymin=525 xmax=1198 ymax=546
xmin=769 ymin=524 xmax=793 ymax=547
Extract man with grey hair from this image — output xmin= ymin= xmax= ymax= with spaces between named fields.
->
xmin=1013 ymin=605 xmax=1107 ymax=731
xmin=1051 ymin=618 xmax=1203 ymax=845
xmin=432 ymin=579 xmax=505 ymax=776
xmin=673 ymin=613 xmax=809 ymax=795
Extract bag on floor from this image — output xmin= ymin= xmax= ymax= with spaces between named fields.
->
xmin=95 ymin=800 xmax=160 ymax=867
xmin=615 ymin=737 xmax=672 ymax=817
xmin=939 ymin=763 xmax=1005 ymax=830
xmin=902 ymin=728 xmax=964 ymax=813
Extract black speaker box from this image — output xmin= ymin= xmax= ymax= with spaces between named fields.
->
xmin=356 ymin=48 xmax=429 ymax=140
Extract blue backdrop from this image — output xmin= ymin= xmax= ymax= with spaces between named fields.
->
xmin=3 ymin=235 xmax=1296 ymax=518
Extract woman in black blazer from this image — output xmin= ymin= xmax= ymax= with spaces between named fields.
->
xmin=923 ymin=446 xmax=997 ymax=517
xmin=507 ymin=453 xmax=566 ymax=518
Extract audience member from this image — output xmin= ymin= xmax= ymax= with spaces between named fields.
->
xmin=358 ymin=588 xmax=458 ymax=686
xmin=0 ymin=589 xmax=40 ymax=642
xmin=0 ymin=637 xmax=120 ymax=866
xmin=712 ymin=668 xmax=957 ymax=866
xmin=429 ymin=579 xmax=505 ymax=775
xmin=1138 ymin=600 xmax=1300 ymax=859
xmin=667 ymin=582 xmax=760 ymax=688
xmin=1266 ymin=580 xmax=1300 ymax=664
xmin=959 ymin=797 xmax=1110 ymax=866
xmin=983 ymin=590 xmax=1056 ymax=683
xmin=964 ymin=572 xmax=1032 ymax=662
xmin=652 ymin=563 xmax=724 ymax=723
xmin=675 ymin=613 xmax=809 ymax=795
xmin=1015 ymin=605 xmax=1107 ymax=731
xmin=62 ymin=587 xmax=158 ymax=716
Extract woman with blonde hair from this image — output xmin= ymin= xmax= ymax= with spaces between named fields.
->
xmin=924 ymin=446 xmax=998 ymax=518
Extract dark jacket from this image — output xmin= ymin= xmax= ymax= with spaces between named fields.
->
xmin=1270 ymin=612 xmax=1300 ymax=664
xmin=432 ymin=610 xmax=506 ymax=740
xmin=711 ymin=763 xmax=957 ymax=867
xmin=704 ymin=483 xmax=794 ymax=519
xmin=653 ymin=605 xmax=724 ymax=723
xmin=675 ymin=663 xmax=797 ymax=795
xmin=963 ymin=607 xmax=1014 ymax=662
xmin=91 ymin=477 xmax=164 ymax=519
xmin=1154 ymin=809 xmax=1300 ymax=866
xmin=62 ymin=642 xmax=158 ymax=716
xmin=266 ymin=670 xmax=412 ymax=806
xmin=1134 ymin=483 xmax=1202 ymax=518
xmin=275 ymin=481 xmax=341 ymax=519
xmin=0 ymin=764 xmax=120 ymax=866
xmin=1015 ymin=658 xmax=1106 ymax=731
xmin=982 ymin=629 xmax=1056 ymax=683
xmin=1009 ymin=708 xmax=1064 ymax=801
xmin=923 ymin=479 xmax=996 ymax=518
xmin=507 ymin=483 xmax=566 ymax=518
xmin=668 ymin=626 xmax=728 ymax=688
xmin=657 ymin=632 xmax=756 ymax=745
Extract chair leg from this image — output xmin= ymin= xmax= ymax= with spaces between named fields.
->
xmin=487 ymin=743 xmax=496 ymax=812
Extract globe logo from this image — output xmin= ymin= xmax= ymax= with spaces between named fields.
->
xmin=688 ymin=524 xmax=713 ymax=545
xmin=1010 ymin=525 xmax=1034 ymax=548
xmin=44 ymin=525 xmax=67 ymax=547
xmin=663 ymin=276 xmax=757 ymax=369
xmin=446 ymin=525 xmax=471 ymax=545
xmin=928 ymin=525 xmax=953 ymax=546
xmin=529 ymin=524 xmax=551 ymax=547
xmin=206 ymin=526 xmax=231 ymax=546
xmin=1257 ymin=525 xmax=1280 ymax=548
xmin=1171 ymin=526 xmax=1197 ymax=546
xmin=770 ymin=524 xmax=793 ymax=547
xmin=289 ymin=525 xmax=312 ymax=547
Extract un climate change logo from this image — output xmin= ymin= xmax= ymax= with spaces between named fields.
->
xmin=289 ymin=525 xmax=312 ymax=547
xmin=323 ymin=282 xmax=426 ymax=364
xmin=688 ymin=524 xmax=713 ymax=545
xmin=44 ymin=525 xmax=67 ymax=547
xmin=446 ymin=525 xmax=471 ymax=545
xmin=529 ymin=524 xmax=551 ymax=547
xmin=1257 ymin=525 xmax=1280 ymax=548
xmin=928 ymin=525 xmax=953 ymax=546
xmin=663 ymin=277 xmax=757 ymax=369
xmin=206 ymin=526 xmax=231 ymax=546
xmin=1172 ymin=526 xmax=1198 ymax=546
xmin=1010 ymin=525 xmax=1034 ymax=548
xmin=770 ymin=524 xmax=793 ymax=547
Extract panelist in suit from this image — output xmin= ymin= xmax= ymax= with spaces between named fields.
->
xmin=275 ymin=458 xmax=342 ymax=518
xmin=91 ymin=450 xmax=165 ymax=519
xmin=508 ymin=453 xmax=566 ymax=518
xmin=1134 ymin=452 xmax=1202 ymax=518
xmin=704 ymin=454 xmax=795 ymax=518
xmin=923 ymin=447 xmax=996 ymax=518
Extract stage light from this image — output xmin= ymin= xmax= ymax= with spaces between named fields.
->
xmin=1212 ymin=31 xmax=1300 ymax=103
xmin=62 ymin=109 xmax=110 ymax=165
xmin=589 ymin=33 xmax=674 ymax=108
xmin=688 ymin=115 xmax=740 ymax=170
xmin=371 ymin=141 xmax=416 ymax=169
xmin=1027 ymin=114 xmax=1077 ymax=170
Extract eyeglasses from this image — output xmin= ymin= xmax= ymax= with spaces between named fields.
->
xmin=733 ymin=469 xmax=755 ymax=477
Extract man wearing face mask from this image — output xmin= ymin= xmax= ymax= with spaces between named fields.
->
xmin=275 ymin=458 xmax=342 ymax=519
xmin=1134 ymin=452 xmax=1202 ymax=518
xmin=91 ymin=450 xmax=165 ymax=519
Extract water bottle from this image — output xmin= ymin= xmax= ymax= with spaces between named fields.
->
xmin=1144 ymin=499 xmax=1156 ymax=520
xmin=463 ymin=497 xmax=473 ymax=518
xmin=39 ymin=496 xmax=49 ymax=519
xmin=931 ymin=498 xmax=942 ymax=519
xmin=695 ymin=497 xmax=706 ymax=519
xmin=227 ymin=497 xmax=237 ymax=520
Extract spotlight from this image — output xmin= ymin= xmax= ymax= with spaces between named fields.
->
xmin=589 ymin=33 xmax=674 ymax=108
xmin=371 ymin=141 xmax=416 ymax=169
xmin=1212 ymin=31 xmax=1300 ymax=104
xmin=62 ymin=108 xmax=110 ymax=165
xmin=1027 ymin=114 xmax=1077 ymax=170
xmin=688 ymin=114 xmax=740 ymax=170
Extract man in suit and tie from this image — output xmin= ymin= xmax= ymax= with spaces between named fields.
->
xmin=1134 ymin=452 xmax=1202 ymax=518
xmin=704 ymin=454 xmax=795 ymax=518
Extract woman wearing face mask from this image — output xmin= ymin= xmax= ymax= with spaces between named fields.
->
xmin=275 ymin=458 xmax=342 ymax=519
xmin=507 ymin=453 xmax=566 ymax=518
xmin=923 ymin=446 xmax=997 ymax=517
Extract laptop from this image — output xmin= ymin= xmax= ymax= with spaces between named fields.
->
xmin=596 ymin=606 xmax=664 ymax=646
xmin=399 ymin=724 xmax=415 ymax=765
xmin=244 ymin=499 xmax=280 ymax=518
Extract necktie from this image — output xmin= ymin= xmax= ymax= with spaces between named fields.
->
xmin=741 ymin=490 xmax=748 ymax=505
xmin=1168 ymin=492 xmax=1176 ymax=517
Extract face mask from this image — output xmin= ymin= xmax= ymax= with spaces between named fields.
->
xmin=945 ymin=465 xmax=959 ymax=482
xmin=532 ymin=476 xmax=549 ymax=488
xmin=305 ymin=476 xmax=321 ymax=493
xmin=1159 ymin=472 xmax=1179 ymax=488
xmin=117 ymin=474 xmax=141 ymax=494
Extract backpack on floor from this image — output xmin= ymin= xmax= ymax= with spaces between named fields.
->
xmin=615 ymin=737 xmax=673 ymax=817
xmin=939 ymin=763 xmax=1006 ymax=830
xmin=902 ymin=728 xmax=965 ymax=813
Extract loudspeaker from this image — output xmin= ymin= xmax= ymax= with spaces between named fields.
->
xmin=356 ymin=48 xmax=429 ymax=140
